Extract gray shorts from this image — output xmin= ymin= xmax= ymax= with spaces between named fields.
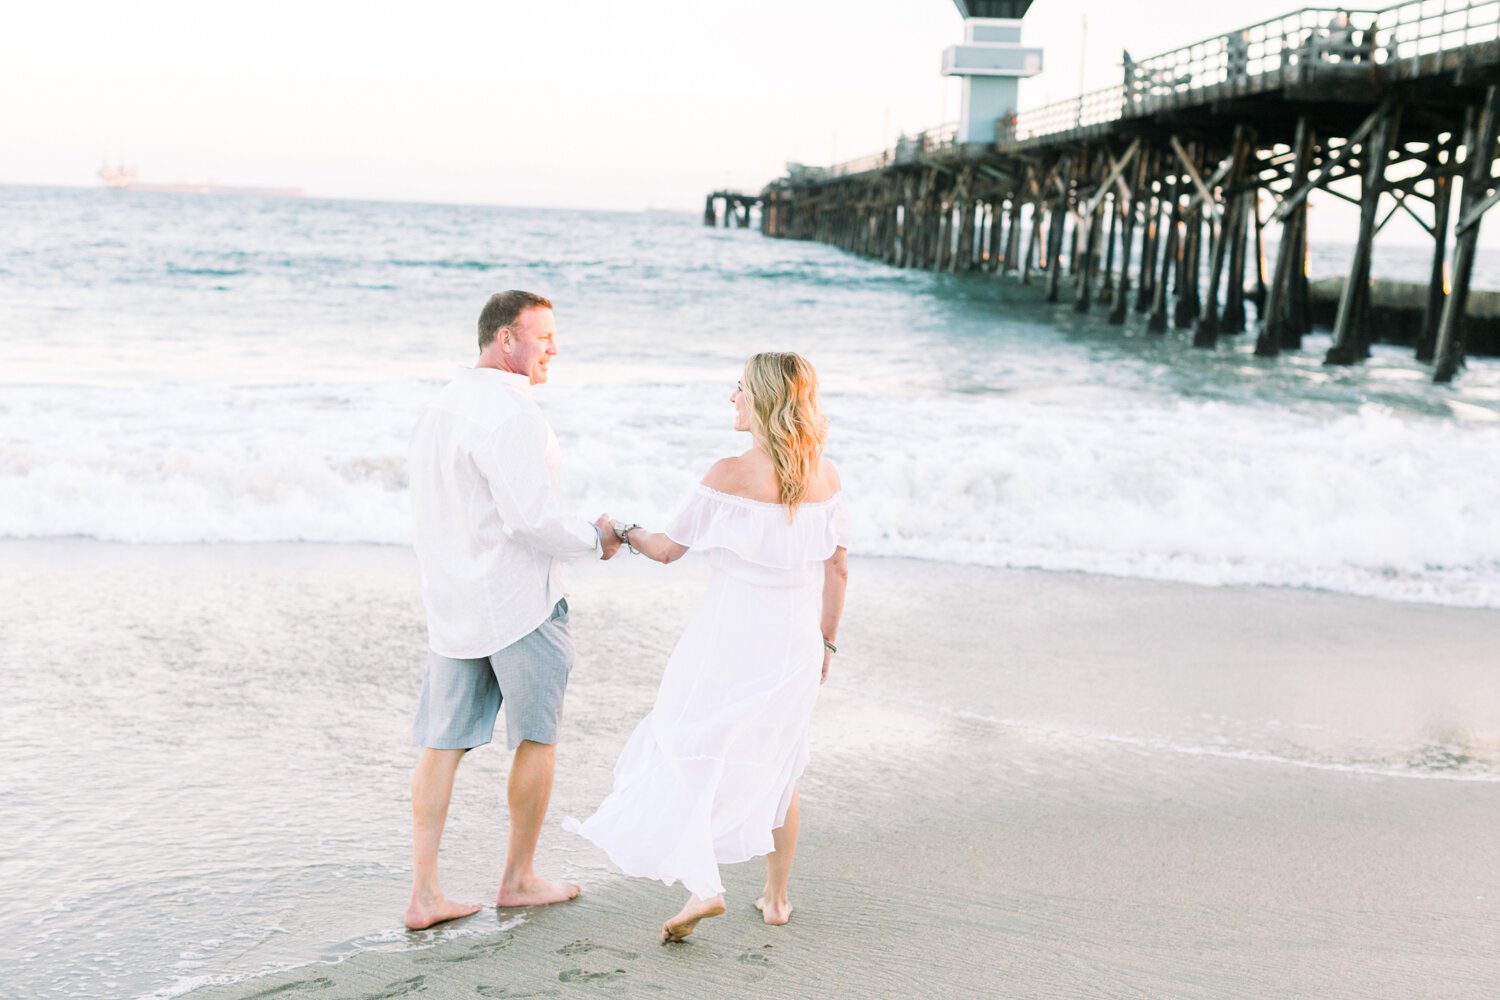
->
xmin=411 ymin=599 xmax=573 ymax=752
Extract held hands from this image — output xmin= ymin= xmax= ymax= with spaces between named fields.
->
xmin=596 ymin=514 xmax=622 ymax=560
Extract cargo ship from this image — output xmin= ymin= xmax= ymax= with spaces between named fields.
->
xmin=98 ymin=164 xmax=303 ymax=198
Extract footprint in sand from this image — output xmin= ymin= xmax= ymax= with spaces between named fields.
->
xmin=557 ymin=967 xmax=628 ymax=985
xmin=414 ymin=948 xmax=479 ymax=966
xmin=416 ymin=933 xmax=515 ymax=965
xmin=736 ymin=946 xmax=773 ymax=983
xmin=365 ymin=975 xmax=428 ymax=999
xmin=556 ymin=939 xmax=641 ymax=960
xmin=475 ymin=987 xmax=561 ymax=999
xmin=241 ymin=978 xmax=334 ymax=999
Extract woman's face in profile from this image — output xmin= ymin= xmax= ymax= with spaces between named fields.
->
xmin=731 ymin=381 xmax=751 ymax=432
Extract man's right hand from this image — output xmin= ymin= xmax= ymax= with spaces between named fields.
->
xmin=595 ymin=514 xmax=622 ymax=560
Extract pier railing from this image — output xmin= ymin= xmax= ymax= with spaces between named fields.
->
xmin=1003 ymin=85 xmax=1126 ymax=142
xmin=893 ymin=122 xmax=961 ymax=163
xmin=813 ymin=122 xmax=961 ymax=180
xmin=1373 ymin=0 xmax=1500 ymax=67
xmin=1001 ymin=0 xmax=1500 ymax=144
xmin=810 ymin=1 xmax=1500 ymax=171
xmin=1135 ymin=7 xmax=1382 ymax=98
xmin=1002 ymin=7 xmax=1385 ymax=144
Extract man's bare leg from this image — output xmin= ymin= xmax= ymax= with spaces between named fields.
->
xmin=496 ymin=740 xmax=580 ymax=906
xmin=755 ymin=785 xmax=799 ymax=925
xmin=405 ymin=747 xmax=483 ymax=930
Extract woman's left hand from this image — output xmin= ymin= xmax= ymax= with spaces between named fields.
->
xmin=820 ymin=648 xmax=832 ymax=684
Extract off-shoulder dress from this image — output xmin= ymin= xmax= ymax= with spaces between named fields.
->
xmin=567 ymin=483 xmax=848 ymax=899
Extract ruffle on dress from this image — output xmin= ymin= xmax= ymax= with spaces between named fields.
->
xmin=664 ymin=485 xmax=847 ymax=568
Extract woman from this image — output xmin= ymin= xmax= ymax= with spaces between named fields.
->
xmin=568 ymin=351 xmax=849 ymax=942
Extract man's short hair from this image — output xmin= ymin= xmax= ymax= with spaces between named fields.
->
xmin=478 ymin=290 xmax=553 ymax=350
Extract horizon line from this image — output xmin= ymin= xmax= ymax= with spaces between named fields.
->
xmin=0 ymin=179 xmax=708 ymax=218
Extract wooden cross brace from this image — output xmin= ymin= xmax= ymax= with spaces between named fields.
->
xmin=1370 ymin=185 xmax=1432 ymax=236
xmin=1085 ymin=138 xmax=1142 ymax=216
xmin=1168 ymin=135 xmax=1231 ymax=223
xmin=1273 ymin=99 xmax=1395 ymax=222
xmin=1455 ymin=167 xmax=1500 ymax=235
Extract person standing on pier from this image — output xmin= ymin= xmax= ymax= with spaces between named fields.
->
xmin=1227 ymin=31 xmax=1249 ymax=80
xmin=403 ymin=290 xmax=621 ymax=930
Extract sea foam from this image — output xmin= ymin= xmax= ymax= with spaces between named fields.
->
xmin=4 ymin=378 xmax=1498 ymax=608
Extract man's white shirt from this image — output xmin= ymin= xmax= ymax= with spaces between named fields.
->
xmin=409 ymin=366 xmax=599 ymax=659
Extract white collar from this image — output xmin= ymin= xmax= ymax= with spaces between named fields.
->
xmin=459 ymin=365 xmax=533 ymax=395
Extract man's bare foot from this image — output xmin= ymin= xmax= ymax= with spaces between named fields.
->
xmin=754 ymin=895 xmax=793 ymax=926
xmin=495 ymin=875 xmax=580 ymax=907
xmin=404 ymin=896 xmax=483 ymax=931
xmin=662 ymin=894 xmax=725 ymax=943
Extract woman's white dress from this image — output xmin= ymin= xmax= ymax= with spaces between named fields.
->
xmin=567 ymin=484 xmax=847 ymax=900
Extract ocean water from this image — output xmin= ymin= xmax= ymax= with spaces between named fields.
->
xmin=3 ymin=185 xmax=1500 ymax=606
xmin=2 ymin=186 xmax=1500 ymax=999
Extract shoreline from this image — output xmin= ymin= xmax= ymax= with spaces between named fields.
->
xmin=4 ymin=541 xmax=1498 ymax=999
xmin=6 ymin=535 xmax=1500 ymax=614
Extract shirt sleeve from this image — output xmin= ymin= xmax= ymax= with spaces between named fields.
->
xmin=472 ymin=411 xmax=599 ymax=561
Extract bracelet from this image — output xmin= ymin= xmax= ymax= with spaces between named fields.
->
xmin=611 ymin=520 xmax=641 ymax=555
xmin=822 ymin=637 xmax=837 ymax=653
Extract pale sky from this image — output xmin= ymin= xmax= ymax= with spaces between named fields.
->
xmin=3 ymin=1 xmax=1335 ymax=211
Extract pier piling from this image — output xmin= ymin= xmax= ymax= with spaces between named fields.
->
xmin=1435 ymin=85 xmax=1500 ymax=382
xmin=1045 ymin=157 xmax=1072 ymax=302
xmin=1418 ymin=166 xmax=1454 ymax=362
xmin=1328 ymin=106 xmax=1401 ymax=365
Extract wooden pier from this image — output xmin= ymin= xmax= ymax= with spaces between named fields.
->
xmin=726 ymin=1 xmax=1500 ymax=380
xmin=703 ymin=190 xmax=761 ymax=229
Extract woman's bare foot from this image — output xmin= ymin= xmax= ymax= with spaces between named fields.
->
xmin=496 ymin=874 xmax=581 ymax=907
xmin=754 ymin=894 xmax=793 ymax=926
xmin=404 ymin=895 xmax=483 ymax=931
xmin=661 ymin=894 xmax=725 ymax=943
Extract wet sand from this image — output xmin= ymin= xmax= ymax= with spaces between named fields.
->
xmin=199 ymin=748 xmax=1500 ymax=1000
xmin=3 ymin=542 xmax=1498 ymax=998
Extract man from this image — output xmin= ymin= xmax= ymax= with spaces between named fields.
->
xmin=1312 ymin=10 xmax=1358 ymax=63
xmin=1227 ymin=31 xmax=1249 ymax=81
xmin=404 ymin=289 xmax=619 ymax=930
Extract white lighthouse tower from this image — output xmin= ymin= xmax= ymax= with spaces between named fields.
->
xmin=941 ymin=0 xmax=1043 ymax=146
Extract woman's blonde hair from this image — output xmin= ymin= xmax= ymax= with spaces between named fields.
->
xmin=741 ymin=352 xmax=827 ymax=519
